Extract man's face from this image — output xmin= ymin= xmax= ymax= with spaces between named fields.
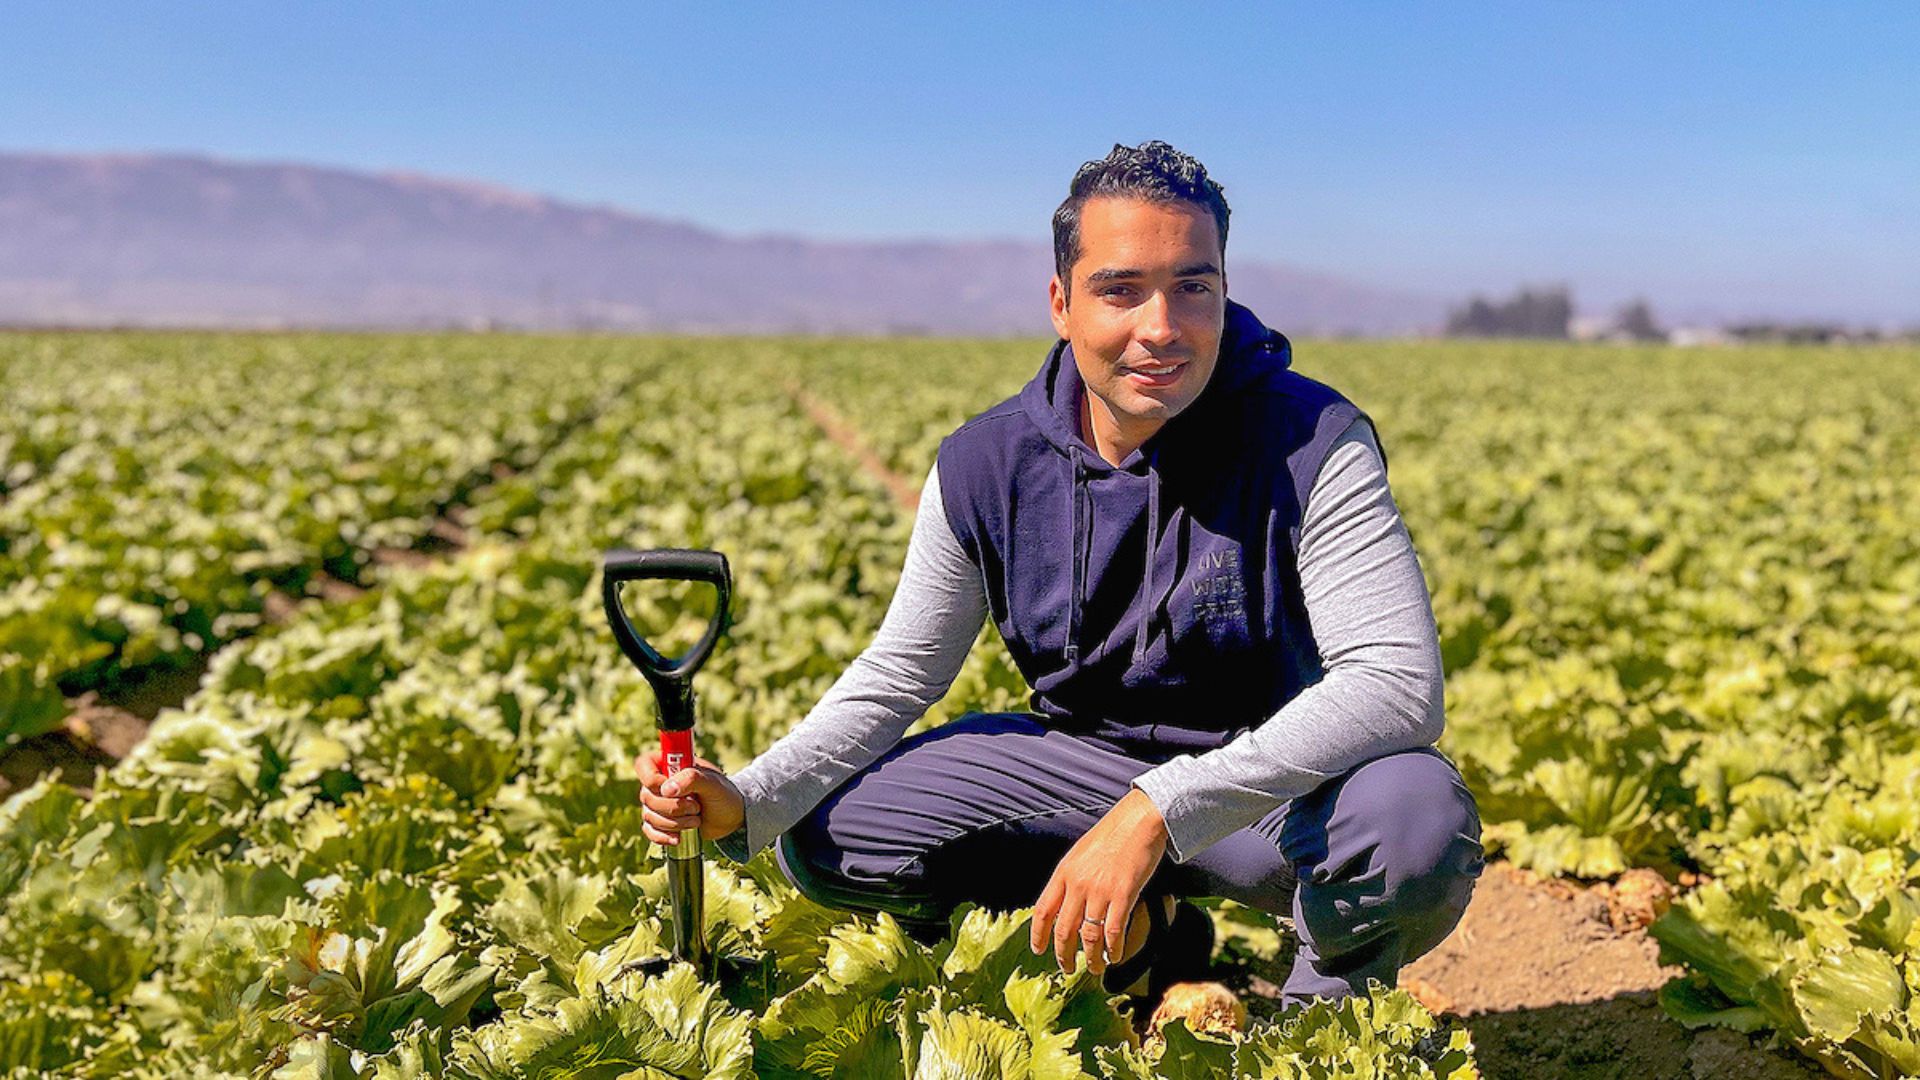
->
xmin=1049 ymin=196 xmax=1226 ymax=440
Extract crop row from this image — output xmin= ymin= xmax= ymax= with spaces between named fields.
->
xmin=0 ymin=333 xmax=621 ymax=744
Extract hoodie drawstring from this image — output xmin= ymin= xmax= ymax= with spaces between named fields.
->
xmin=1065 ymin=446 xmax=1086 ymax=664
xmin=1134 ymin=457 xmax=1160 ymax=664
xmin=1069 ymin=444 xmax=1173 ymax=667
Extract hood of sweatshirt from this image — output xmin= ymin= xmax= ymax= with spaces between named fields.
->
xmin=1013 ymin=298 xmax=1295 ymax=671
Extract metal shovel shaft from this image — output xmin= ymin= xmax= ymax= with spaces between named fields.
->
xmin=665 ymin=847 xmax=706 ymax=972
xmin=660 ymin=726 xmax=707 ymax=974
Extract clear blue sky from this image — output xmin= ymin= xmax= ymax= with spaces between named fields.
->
xmin=5 ymin=2 xmax=1916 ymax=323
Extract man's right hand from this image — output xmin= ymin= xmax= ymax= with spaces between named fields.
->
xmin=636 ymin=750 xmax=747 ymax=849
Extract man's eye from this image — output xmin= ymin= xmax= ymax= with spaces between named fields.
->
xmin=1181 ymin=282 xmax=1211 ymax=293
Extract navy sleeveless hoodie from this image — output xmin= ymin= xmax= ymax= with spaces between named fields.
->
xmin=935 ymin=299 xmax=1382 ymax=761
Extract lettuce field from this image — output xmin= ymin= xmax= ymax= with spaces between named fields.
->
xmin=1 ymin=331 xmax=1916 ymax=1078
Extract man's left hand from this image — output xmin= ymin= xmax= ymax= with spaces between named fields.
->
xmin=1029 ymin=787 xmax=1170 ymax=976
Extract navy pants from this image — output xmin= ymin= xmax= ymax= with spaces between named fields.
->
xmin=775 ymin=712 xmax=1483 ymax=1005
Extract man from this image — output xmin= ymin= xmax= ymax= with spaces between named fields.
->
xmin=637 ymin=141 xmax=1483 ymax=1005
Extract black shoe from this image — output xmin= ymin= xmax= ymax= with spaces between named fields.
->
xmin=1101 ymin=896 xmax=1214 ymax=997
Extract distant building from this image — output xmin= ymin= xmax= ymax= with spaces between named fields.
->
xmin=1669 ymin=326 xmax=1732 ymax=347
xmin=1569 ymin=315 xmax=1612 ymax=342
xmin=1570 ymin=299 xmax=1669 ymax=344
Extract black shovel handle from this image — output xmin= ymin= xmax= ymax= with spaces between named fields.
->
xmin=601 ymin=548 xmax=733 ymax=700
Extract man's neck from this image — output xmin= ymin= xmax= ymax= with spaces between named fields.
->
xmin=1079 ymin=390 xmax=1160 ymax=467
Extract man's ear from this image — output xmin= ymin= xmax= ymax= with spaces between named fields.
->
xmin=1048 ymin=274 xmax=1070 ymax=340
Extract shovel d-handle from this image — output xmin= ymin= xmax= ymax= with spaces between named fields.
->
xmin=602 ymin=547 xmax=730 ymax=976
xmin=601 ymin=548 xmax=732 ymax=732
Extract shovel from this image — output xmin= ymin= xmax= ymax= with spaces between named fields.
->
xmin=602 ymin=547 xmax=732 ymax=977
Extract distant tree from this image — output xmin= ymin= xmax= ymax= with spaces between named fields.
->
xmin=1615 ymin=299 xmax=1666 ymax=342
xmin=1515 ymin=288 xmax=1573 ymax=338
xmin=1445 ymin=298 xmax=1499 ymax=337
xmin=1445 ymin=286 xmax=1572 ymax=339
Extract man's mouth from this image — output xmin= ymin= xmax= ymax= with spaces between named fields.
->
xmin=1123 ymin=361 xmax=1186 ymax=388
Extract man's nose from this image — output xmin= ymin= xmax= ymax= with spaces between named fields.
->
xmin=1134 ymin=290 xmax=1180 ymax=347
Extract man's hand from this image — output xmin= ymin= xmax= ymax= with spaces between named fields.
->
xmin=636 ymin=750 xmax=746 ymax=848
xmin=1029 ymin=787 xmax=1169 ymax=976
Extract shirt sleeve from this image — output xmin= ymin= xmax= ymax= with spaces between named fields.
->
xmin=1128 ymin=417 xmax=1447 ymax=863
xmin=715 ymin=461 xmax=989 ymax=862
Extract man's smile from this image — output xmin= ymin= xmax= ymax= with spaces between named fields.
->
xmin=1122 ymin=360 xmax=1187 ymax=388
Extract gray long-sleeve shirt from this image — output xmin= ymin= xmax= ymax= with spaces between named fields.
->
xmin=715 ymin=416 xmax=1445 ymax=865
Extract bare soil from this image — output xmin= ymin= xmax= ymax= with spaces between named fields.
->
xmin=785 ymin=382 xmax=922 ymax=510
xmin=0 ymin=694 xmax=151 ymax=797
xmin=1211 ymin=862 xmax=1822 ymax=1079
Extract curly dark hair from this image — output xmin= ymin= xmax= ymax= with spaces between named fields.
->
xmin=1052 ymin=140 xmax=1230 ymax=306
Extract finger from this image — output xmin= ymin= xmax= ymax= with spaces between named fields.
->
xmin=1087 ymin=894 xmax=1130 ymax=976
xmin=673 ymin=764 xmax=735 ymax=803
xmin=1105 ymin=894 xmax=1131 ymax=970
xmin=635 ymin=753 xmax=661 ymax=789
xmin=662 ymin=767 xmax=706 ymax=799
xmin=648 ymin=795 xmax=702 ymax=818
xmin=639 ymin=787 xmax=698 ymax=816
xmin=639 ymin=817 xmax=697 ymax=846
xmin=1054 ymin=890 xmax=1088 ymax=973
xmin=1030 ymin=875 xmax=1065 ymax=955
xmin=642 ymin=804 xmax=700 ymax=833
xmin=1081 ymin=904 xmax=1113 ymax=976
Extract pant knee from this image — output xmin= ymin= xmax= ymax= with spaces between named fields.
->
xmin=1295 ymin=750 xmax=1484 ymax=959
xmin=777 ymin=815 xmax=947 ymax=925
xmin=778 ymin=813 xmax=882 ymax=906
xmin=1351 ymin=749 xmax=1483 ymax=890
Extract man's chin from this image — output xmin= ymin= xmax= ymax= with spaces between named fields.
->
xmin=1126 ymin=388 xmax=1191 ymax=415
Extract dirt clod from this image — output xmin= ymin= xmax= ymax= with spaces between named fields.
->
xmin=263 ymin=589 xmax=302 ymax=623
xmin=63 ymin=696 xmax=149 ymax=759
xmin=1400 ymin=973 xmax=1457 ymax=1017
xmin=1598 ymin=868 xmax=1675 ymax=933
xmin=1146 ymin=981 xmax=1247 ymax=1052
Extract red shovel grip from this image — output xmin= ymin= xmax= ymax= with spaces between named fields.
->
xmin=658 ymin=729 xmax=695 ymax=778
xmin=654 ymin=730 xmax=702 ymax=861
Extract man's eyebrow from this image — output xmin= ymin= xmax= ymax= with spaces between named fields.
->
xmin=1083 ymin=262 xmax=1222 ymax=285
